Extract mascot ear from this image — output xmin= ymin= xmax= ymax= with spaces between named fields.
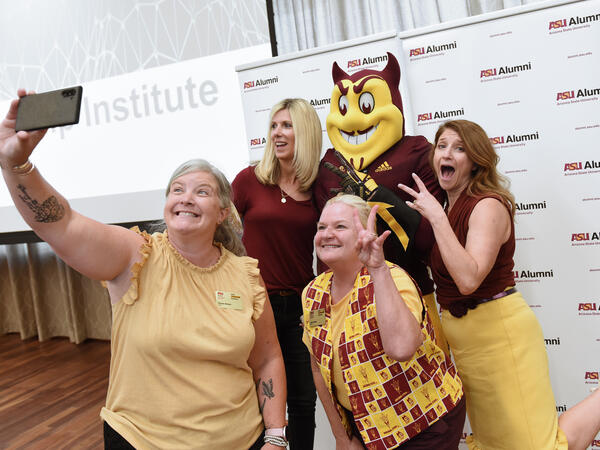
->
xmin=332 ymin=62 xmax=349 ymax=84
xmin=383 ymin=52 xmax=400 ymax=88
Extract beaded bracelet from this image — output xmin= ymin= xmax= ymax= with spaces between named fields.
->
xmin=264 ymin=434 xmax=288 ymax=447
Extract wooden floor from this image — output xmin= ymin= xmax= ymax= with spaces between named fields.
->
xmin=0 ymin=334 xmax=110 ymax=450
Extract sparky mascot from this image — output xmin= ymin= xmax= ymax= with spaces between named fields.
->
xmin=313 ymin=52 xmax=448 ymax=353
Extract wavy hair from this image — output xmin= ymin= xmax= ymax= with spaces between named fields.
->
xmin=160 ymin=159 xmax=246 ymax=256
xmin=430 ymin=120 xmax=515 ymax=217
xmin=254 ymin=98 xmax=322 ymax=191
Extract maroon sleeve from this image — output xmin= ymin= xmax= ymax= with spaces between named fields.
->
xmin=411 ymin=140 xmax=443 ymax=265
xmin=313 ymin=149 xmax=342 ymax=213
xmin=232 ymin=166 xmax=251 ymax=217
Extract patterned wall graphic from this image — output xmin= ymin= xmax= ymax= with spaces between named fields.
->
xmin=0 ymin=0 xmax=269 ymax=100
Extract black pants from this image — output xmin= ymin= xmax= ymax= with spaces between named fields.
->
xmin=103 ymin=422 xmax=135 ymax=450
xmin=270 ymin=292 xmax=317 ymax=450
xmin=104 ymin=422 xmax=265 ymax=449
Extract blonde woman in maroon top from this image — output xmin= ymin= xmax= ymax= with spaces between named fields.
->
xmin=399 ymin=120 xmax=600 ymax=450
xmin=233 ymin=98 xmax=322 ymax=449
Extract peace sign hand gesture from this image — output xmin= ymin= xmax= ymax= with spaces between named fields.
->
xmin=353 ymin=204 xmax=391 ymax=271
xmin=398 ymin=173 xmax=446 ymax=226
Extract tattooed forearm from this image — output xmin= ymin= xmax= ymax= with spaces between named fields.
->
xmin=17 ymin=184 xmax=65 ymax=223
xmin=256 ymin=377 xmax=276 ymax=413
xmin=262 ymin=378 xmax=275 ymax=399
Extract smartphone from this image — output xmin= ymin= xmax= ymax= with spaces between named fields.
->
xmin=15 ymin=86 xmax=83 ymax=132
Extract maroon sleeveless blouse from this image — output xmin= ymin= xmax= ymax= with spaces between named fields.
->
xmin=430 ymin=190 xmax=515 ymax=309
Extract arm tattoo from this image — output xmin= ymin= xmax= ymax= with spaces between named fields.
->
xmin=17 ymin=184 xmax=65 ymax=223
xmin=261 ymin=378 xmax=275 ymax=399
xmin=256 ymin=377 xmax=275 ymax=413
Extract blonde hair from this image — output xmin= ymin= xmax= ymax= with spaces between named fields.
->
xmin=324 ymin=193 xmax=370 ymax=229
xmin=254 ymin=98 xmax=322 ymax=191
xmin=164 ymin=159 xmax=246 ymax=256
xmin=430 ymin=120 xmax=516 ymax=217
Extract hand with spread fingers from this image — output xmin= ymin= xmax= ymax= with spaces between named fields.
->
xmin=353 ymin=204 xmax=391 ymax=271
xmin=398 ymin=172 xmax=446 ymax=226
xmin=0 ymin=89 xmax=47 ymax=169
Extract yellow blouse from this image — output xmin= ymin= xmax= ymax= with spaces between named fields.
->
xmin=101 ymin=231 xmax=265 ymax=449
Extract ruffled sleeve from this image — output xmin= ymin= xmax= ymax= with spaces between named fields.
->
xmin=120 ymin=227 xmax=153 ymax=305
xmin=244 ymin=256 xmax=266 ymax=321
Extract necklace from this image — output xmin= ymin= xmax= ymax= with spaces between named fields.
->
xmin=279 ymin=186 xmax=289 ymax=203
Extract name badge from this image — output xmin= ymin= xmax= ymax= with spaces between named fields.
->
xmin=215 ymin=291 xmax=243 ymax=310
xmin=309 ymin=308 xmax=326 ymax=327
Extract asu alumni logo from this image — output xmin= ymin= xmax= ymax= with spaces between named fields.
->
xmin=549 ymin=12 xmax=600 ymax=33
xmin=549 ymin=19 xmax=568 ymax=30
xmin=345 ymin=54 xmax=388 ymax=70
xmin=408 ymin=41 xmax=457 ymax=59
xmin=489 ymin=131 xmax=539 ymax=147
xmin=564 ymin=160 xmax=600 ymax=176
xmin=310 ymin=98 xmax=330 ymax=107
xmin=571 ymin=232 xmax=600 ymax=246
xmin=250 ymin=137 xmax=266 ymax=147
xmin=417 ymin=108 xmax=464 ymax=124
xmin=243 ymin=76 xmax=279 ymax=91
xmin=585 ymin=371 xmax=599 ymax=384
xmin=556 ymin=88 xmax=600 ymax=103
xmin=515 ymin=200 xmax=546 ymax=215
xmin=578 ymin=301 xmax=599 ymax=316
xmin=480 ymin=62 xmax=532 ymax=79
xmin=513 ymin=269 xmax=554 ymax=282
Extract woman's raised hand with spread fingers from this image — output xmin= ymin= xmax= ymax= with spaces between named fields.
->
xmin=399 ymin=173 xmax=446 ymax=226
xmin=353 ymin=204 xmax=390 ymax=271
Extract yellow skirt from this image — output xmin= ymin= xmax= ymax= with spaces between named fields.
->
xmin=442 ymin=291 xmax=568 ymax=450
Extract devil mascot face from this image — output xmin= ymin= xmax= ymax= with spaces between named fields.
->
xmin=326 ymin=52 xmax=405 ymax=171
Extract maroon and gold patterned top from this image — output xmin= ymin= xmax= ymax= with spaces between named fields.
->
xmin=302 ymin=264 xmax=463 ymax=449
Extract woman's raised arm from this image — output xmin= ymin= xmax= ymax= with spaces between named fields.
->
xmin=400 ymin=173 xmax=511 ymax=294
xmin=0 ymin=91 xmax=144 ymax=282
xmin=353 ymin=206 xmax=422 ymax=361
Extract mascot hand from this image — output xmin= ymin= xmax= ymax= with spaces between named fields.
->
xmin=323 ymin=161 xmax=373 ymax=199
xmin=368 ymin=185 xmax=421 ymax=248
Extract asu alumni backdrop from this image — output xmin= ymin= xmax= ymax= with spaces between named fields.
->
xmin=237 ymin=0 xmax=600 ymax=448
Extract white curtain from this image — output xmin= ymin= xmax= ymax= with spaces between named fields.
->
xmin=272 ymin=0 xmax=546 ymax=55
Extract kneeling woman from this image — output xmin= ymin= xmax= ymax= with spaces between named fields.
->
xmin=302 ymin=194 xmax=465 ymax=449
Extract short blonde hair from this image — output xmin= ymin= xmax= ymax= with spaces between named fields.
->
xmin=254 ymin=98 xmax=322 ymax=192
xmin=324 ymin=194 xmax=370 ymax=228
xmin=164 ymin=159 xmax=246 ymax=256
